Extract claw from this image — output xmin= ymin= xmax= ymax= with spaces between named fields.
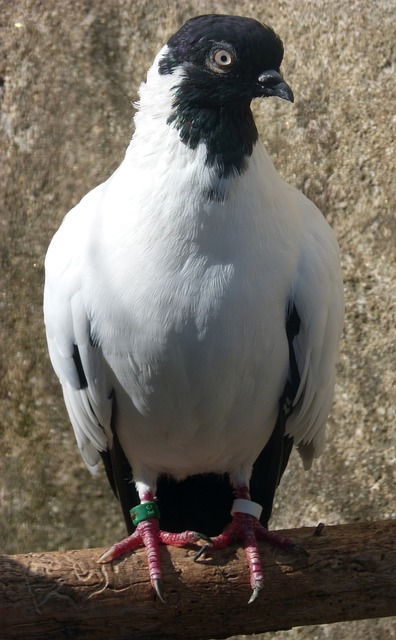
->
xmin=153 ymin=578 xmax=166 ymax=603
xmin=193 ymin=531 xmax=212 ymax=544
xmin=248 ymin=584 xmax=262 ymax=604
xmin=193 ymin=542 xmax=212 ymax=561
xmin=97 ymin=548 xmax=115 ymax=563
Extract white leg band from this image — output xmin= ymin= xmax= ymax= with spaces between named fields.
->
xmin=231 ymin=498 xmax=262 ymax=520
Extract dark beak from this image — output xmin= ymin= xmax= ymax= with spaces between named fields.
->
xmin=257 ymin=70 xmax=294 ymax=103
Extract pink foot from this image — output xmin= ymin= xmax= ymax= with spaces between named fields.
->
xmin=98 ymin=516 xmax=209 ymax=601
xmin=194 ymin=493 xmax=307 ymax=603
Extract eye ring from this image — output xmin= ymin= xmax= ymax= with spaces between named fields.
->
xmin=208 ymin=47 xmax=236 ymax=72
xmin=213 ymin=49 xmax=234 ymax=67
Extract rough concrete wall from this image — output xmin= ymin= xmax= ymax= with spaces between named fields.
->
xmin=1 ymin=1 xmax=394 ymax=638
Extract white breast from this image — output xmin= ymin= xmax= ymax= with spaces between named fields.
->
xmin=82 ymin=136 xmax=302 ymax=480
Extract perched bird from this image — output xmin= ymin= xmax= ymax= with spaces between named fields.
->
xmin=44 ymin=14 xmax=344 ymax=603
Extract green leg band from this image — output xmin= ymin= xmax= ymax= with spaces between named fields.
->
xmin=130 ymin=501 xmax=160 ymax=526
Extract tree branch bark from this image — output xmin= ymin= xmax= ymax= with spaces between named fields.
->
xmin=1 ymin=521 xmax=395 ymax=639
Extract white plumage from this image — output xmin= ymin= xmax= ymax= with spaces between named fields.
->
xmin=44 ymin=15 xmax=344 ymax=601
xmin=45 ymin=50 xmax=343 ymax=481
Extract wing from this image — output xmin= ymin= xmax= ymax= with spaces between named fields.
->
xmin=44 ymin=195 xmax=113 ymax=473
xmin=286 ymin=199 xmax=344 ymax=470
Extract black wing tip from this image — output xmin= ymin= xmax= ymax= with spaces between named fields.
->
xmin=72 ymin=344 xmax=88 ymax=389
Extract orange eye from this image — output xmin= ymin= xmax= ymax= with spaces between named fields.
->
xmin=213 ymin=49 xmax=234 ymax=68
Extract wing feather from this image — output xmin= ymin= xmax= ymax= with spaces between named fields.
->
xmin=286 ymin=203 xmax=344 ymax=470
xmin=44 ymin=200 xmax=112 ymax=473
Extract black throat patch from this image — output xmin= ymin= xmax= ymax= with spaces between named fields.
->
xmin=166 ymin=79 xmax=258 ymax=179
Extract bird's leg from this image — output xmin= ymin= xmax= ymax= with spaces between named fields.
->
xmin=98 ymin=489 xmax=210 ymax=601
xmin=194 ymin=485 xmax=307 ymax=603
xmin=98 ymin=489 xmax=165 ymax=599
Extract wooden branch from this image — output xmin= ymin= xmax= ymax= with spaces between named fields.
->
xmin=1 ymin=521 xmax=395 ymax=639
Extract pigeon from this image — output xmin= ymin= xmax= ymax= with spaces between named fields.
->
xmin=44 ymin=14 xmax=344 ymax=603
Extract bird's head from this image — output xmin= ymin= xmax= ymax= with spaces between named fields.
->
xmin=136 ymin=15 xmax=294 ymax=177
xmin=158 ymin=14 xmax=294 ymax=109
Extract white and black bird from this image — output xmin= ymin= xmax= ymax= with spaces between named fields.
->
xmin=44 ymin=14 xmax=344 ymax=603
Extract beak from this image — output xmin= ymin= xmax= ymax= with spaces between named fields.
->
xmin=257 ymin=70 xmax=294 ymax=103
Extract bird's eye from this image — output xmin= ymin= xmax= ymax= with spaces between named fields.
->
xmin=212 ymin=48 xmax=235 ymax=69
